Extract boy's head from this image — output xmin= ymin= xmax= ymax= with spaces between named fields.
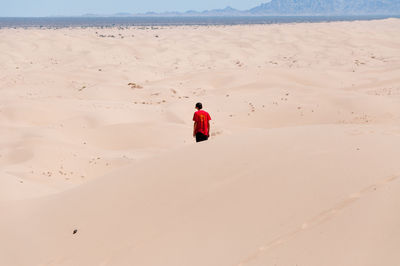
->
xmin=195 ymin=102 xmax=203 ymax=110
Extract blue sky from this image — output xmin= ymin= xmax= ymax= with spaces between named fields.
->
xmin=0 ymin=0 xmax=268 ymax=17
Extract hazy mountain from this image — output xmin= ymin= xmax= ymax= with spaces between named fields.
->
xmin=249 ymin=0 xmax=400 ymax=15
xmin=136 ymin=6 xmax=242 ymax=17
xmin=199 ymin=6 xmax=243 ymax=16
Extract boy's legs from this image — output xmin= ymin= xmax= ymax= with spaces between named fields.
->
xmin=196 ymin=132 xmax=209 ymax=142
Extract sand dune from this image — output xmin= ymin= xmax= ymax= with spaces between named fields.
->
xmin=1 ymin=18 xmax=400 ymax=266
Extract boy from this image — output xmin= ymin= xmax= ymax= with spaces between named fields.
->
xmin=193 ymin=102 xmax=211 ymax=143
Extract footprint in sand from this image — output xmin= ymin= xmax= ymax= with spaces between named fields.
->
xmin=249 ymin=103 xmax=255 ymax=112
xmin=42 ymin=171 xmax=53 ymax=177
xmin=128 ymin=83 xmax=143 ymax=89
xmin=211 ymin=131 xmax=223 ymax=137
xmin=235 ymin=61 xmax=244 ymax=67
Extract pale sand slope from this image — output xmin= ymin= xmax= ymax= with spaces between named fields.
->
xmin=0 ymin=18 xmax=400 ymax=265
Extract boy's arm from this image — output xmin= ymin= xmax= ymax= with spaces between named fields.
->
xmin=193 ymin=122 xmax=197 ymax=137
xmin=208 ymin=121 xmax=210 ymax=136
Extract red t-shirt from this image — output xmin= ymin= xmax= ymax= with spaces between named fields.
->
xmin=193 ymin=110 xmax=211 ymax=136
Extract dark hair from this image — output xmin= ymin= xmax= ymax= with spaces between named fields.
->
xmin=195 ymin=102 xmax=203 ymax=109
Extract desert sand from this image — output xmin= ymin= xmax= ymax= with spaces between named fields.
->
xmin=1 ymin=18 xmax=400 ymax=266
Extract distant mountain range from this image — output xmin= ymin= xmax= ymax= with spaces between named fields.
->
xmin=249 ymin=0 xmax=400 ymax=15
xmin=83 ymin=0 xmax=400 ymax=17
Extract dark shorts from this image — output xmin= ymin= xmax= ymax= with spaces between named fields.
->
xmin=196 ymin=132 xmax=209 ymax=143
